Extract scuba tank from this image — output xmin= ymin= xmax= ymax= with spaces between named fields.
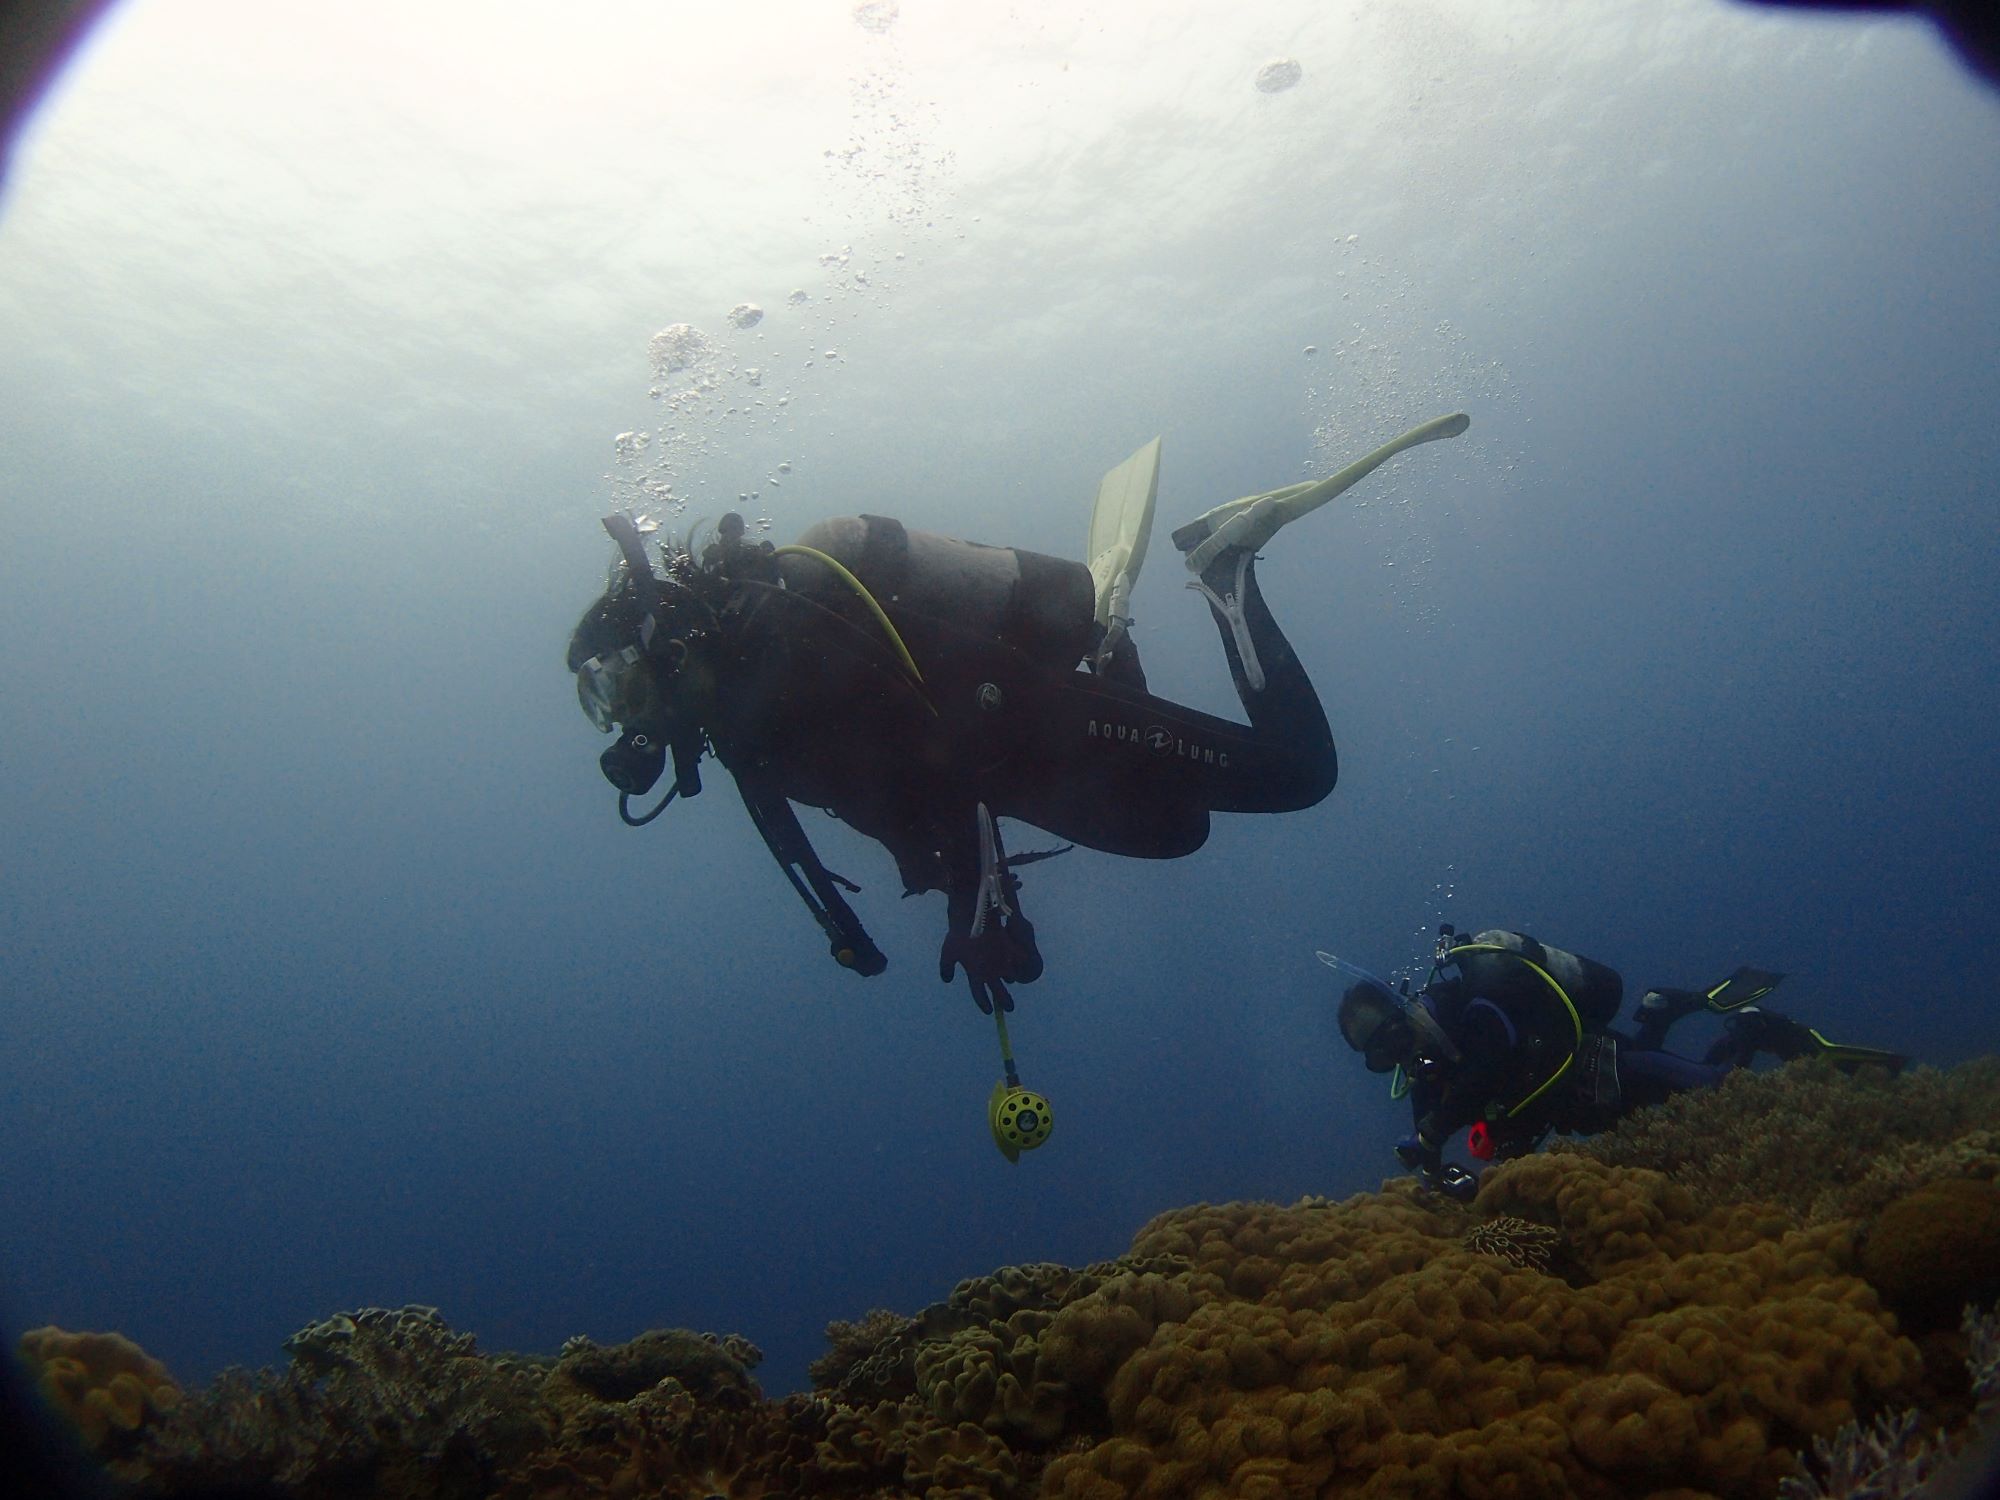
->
xmin=1450 ymin=930 xmax=1624 ymax=1027
xmin=788 ymin=515 xmax=1097 ymax=670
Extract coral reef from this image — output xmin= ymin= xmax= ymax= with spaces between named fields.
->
xmin=1562 ymin=1056 xmax=2000 ymax=1225
xmin=808 ymin=1308 xmax=912 ymax=1393
xmin=18 ymin=1326 xmax=181 ymax=1453
xmin=1463 ymin=1215 xmax=1564 ymax=1273
xmin=552 ymin=1327 xmax=762 ymax=1404
xmin=1968 ymin=1304 xmax=2000 ymax=1413
xmin=1778 ymin=1408 xmax=1939 ymax=1499
xmin=1856 ymin=1177 xmax=2000 ymax=1332
xmin=132 ymin=1304 xmax=550 ymax=1499
xmin=1044 ymin=1159 xmax=1922 ymax=1498
xmin=33 ymin=1055 xmax=2000 ymax=1499
xmin=1778 ymin=1304 xmax=2000 ymax=1500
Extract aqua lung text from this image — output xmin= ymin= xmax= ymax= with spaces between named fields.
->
xmin=1087 ymin=719 xmax=1228 ymax=767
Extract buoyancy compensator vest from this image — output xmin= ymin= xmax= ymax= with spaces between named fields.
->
xmin=1451 ymin=929 xmax=1624 ymax=1028
xmin=787 ymin=515 xmax=1097 ymax=671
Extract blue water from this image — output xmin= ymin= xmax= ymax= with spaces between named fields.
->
xmin=2 ymin=0 xmax=1997 ymax=1403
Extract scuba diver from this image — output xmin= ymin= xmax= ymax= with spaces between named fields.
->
xmin=1330 ymin=925 xmax=1908 ymax=1201
xmin=568 ymin=415 xmax=1470 ymax=1019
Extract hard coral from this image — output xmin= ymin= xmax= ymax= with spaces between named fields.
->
xmin=1044 ymin=1161 xmax=1924 ymax=1499
xmin=552 ymin=1327 xmax=762 ymax=1404
xmin=1463 ymin=1216 xmax=1564 ymax=1273
xmin=133 ymin=1305 xmax=549 ymax=1499
xmin=1564 ymin=1056 xmax=2000 ymax=1225
xmin=1778 ymin=1308 xmax=2000 ymax=1499
xmin=499 ymin=1379 xmax=830 ymax=1500
xmin=808 ymin=1309 xmax=911 ymax=1393
xmin=1858 ymin=1177 xmax=2000 ymax=1332
xmin=18 ymin=1326 xmax=180 ymax=1453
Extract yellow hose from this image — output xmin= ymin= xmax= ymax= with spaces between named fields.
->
xmin=774 ymin=545 xmax=929 ymax=699
xmin=1446 ymin=943 xmax=1584 ymax=1117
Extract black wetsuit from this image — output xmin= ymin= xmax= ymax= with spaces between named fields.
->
xmin=1403 ymin=943 xmax=1732 ymax=1172
xmin=690 ymin=520 xmax=1338 ymax=1006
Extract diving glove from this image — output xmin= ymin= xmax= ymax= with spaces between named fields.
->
xmin=939 ymin=909 xmax=1043 ymax=1015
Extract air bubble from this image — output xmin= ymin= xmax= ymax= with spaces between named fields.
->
xmin=1254 ymin=59 xmax=1303 ymax=94
xmin=853 ymin=0 xmax=898 ymax=34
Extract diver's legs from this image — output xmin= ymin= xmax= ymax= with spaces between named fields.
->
xmin=1186 ymin=545 xmax=1337 ymax=812
xmin=1619 ymin=1046 xmax=1732 ymax=1110
xmin=1631 ymin=988 xmax=1706 ymax=1051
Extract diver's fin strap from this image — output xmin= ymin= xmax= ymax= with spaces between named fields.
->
xmin=736 ymin=774 xmax=884 ymax=973
xmin=1703 ymin=965 xmax=1786 ymax=1012
xmin=1187 ymin=548 xmax=1266 ymax=692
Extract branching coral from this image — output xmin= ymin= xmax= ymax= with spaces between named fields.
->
xmin=133 ymin=1305 xmax=550 ymax=1498
xmin=552 ymin=1327 xmax=762 ymax=1404
xmin=1778 ymin=1408 xmax=1939 ymax=1499
xmin=808 ymin=1309 xmax=912 ymax=1394
xmin=1778 ymin=1304 xmax=2000 ymax=1500
xmin=1967 ymin=1304 xmax=2000 ymax=1414
xmin=1563 ymin=1056 xmax=2000 ymax=1225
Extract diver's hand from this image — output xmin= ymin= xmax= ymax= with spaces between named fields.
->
xmin=939 ymin=912 xmax=1042 ymax=1015
xmin=834 ymin=933 xmax=888 ymax=977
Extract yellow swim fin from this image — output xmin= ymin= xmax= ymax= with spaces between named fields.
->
xmin=1087 ymin=437 xmax=1162 ymax=667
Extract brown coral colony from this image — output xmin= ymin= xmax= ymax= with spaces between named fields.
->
xmin=18 ymin=1057 xmax=2000 ymax=1497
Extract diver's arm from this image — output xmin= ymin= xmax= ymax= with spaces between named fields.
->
xmin=1400 ymin=1010 xmax=1516 ymax=1200
xmin=733 ymin=769 xmax=887 ymax=977
xmin=1402 ymin=1067 xmax=1471 ymax=1175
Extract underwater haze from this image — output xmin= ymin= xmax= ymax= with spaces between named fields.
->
xmin=2 ymin=0 xmax=1998 ymax=1405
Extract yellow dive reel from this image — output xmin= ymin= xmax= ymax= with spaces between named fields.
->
xmin=987 ymin=1007 xmax=1052 ymax=1162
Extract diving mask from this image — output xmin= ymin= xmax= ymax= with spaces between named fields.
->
xmin=576 ymin=644 xmax=646 ymax=732
xmin=576 ymin=634 xmax=689 ymax=733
